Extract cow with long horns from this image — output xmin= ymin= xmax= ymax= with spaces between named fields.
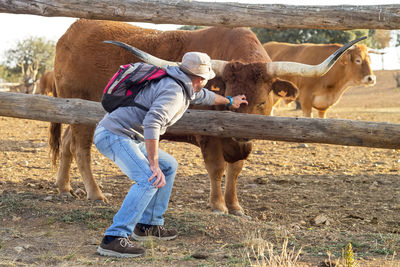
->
xmin=263 ymin=41 xmax=376 ymax=118
xmin=51 ymin=19 xmax=364 ymax=216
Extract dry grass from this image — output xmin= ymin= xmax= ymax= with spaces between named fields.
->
xmin=245 ymin=235 xmax=303 ymax=267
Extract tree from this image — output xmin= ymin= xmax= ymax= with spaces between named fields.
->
xmin=370 ymin=30 xmax=392 ymax=49
xmin=2 ymin=37 xmax=55 ymax=93
xmin=178 ymin=25 xmax=204 ymax=31
xmin=0 ymin=64 xmax=20 ymax=83
xmin=395 ymin=30 xmax=400 ymax=47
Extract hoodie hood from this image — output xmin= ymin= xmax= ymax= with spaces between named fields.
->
xmin=166 ymin=66 xmax=196 ymax=101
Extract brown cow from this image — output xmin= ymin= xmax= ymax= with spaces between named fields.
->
xmin=51 ymin=19 xmax=361 ymax=215
xmin=263 ymin=42 xmax=376 ymax=118
xmin=38 ymin=70 xmax=56 ymax=96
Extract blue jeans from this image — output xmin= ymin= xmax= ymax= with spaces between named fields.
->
xmin=94 ymin=126 xmax=178 ymax=238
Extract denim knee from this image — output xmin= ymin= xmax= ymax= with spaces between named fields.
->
xmin=167 ymin=157 xmax=178 ymax=175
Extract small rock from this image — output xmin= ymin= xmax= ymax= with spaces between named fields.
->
xmin=192 ymin=251 xmax=209 ymax=259
xmin=370 ymin=217 xmax=378 ymax=224
xmin=44 ymin=196 xmax=53 ymax=201
xmin=369 ymin=181 xmax=379 ymax=190
xmin=12 ymin=216 xmax=21 ymax=222
xmin=290 ymin=223 xmax=301 ymax=231
xmin=313 ymin=214 xmax=329 ymax=225
xmin=254 ymin=177 xmax=268 ymax=184
xmin=84 ymin=238 xmax=99 ymax=246
xmin=298 ymin=143 xmax=308 ymax=148
xmin=23 ymin=244 xmax=33 ymax=250
xmin=14 ymin=246 xmax=24 ymax=253
xmin=246 ymin=183 xmax=257 ymax=189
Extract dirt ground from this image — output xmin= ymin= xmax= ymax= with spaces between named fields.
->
xmin=1 ymin=70 xmax=400 ymax=266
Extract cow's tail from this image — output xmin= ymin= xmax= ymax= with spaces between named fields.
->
xmin=49 ymin=123 xmax=61 ymax=167
xmin=51 ymin=82 xmax=58 ymax=98
xmin=49 ymin=80 xmax=61 ymax=167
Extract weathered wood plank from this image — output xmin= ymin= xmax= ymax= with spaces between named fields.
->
xmin=0 ymin=0 xmax=399 ymax=29
xmin=0 ymin=92 xmax=399 ymax=149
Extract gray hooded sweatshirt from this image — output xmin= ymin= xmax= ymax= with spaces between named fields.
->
xmin=98 ymin=66 xmax=216 ymax=141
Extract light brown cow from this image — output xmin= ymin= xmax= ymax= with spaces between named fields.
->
xmin=51 ymin=19 xmax=361 ymax=215
xmin=38 ymin=70 xmax=55 ymax=96
xmin=263 ymin=42 xmax=376 ymax=118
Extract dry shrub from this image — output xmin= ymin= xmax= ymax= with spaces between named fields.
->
xmin=245 ymin=236 xmax=302 ymax=267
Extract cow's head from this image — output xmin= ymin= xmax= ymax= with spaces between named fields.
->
xmin=103 ymin=37 xmax=366 ymax=115
xmin=219 ymin=61 xmax=298 ymax=114
xmin=340 ymin=44 xmax=376 ymax=86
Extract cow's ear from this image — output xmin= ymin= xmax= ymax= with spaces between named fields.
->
xmin=340 ymin=53 xmax=351 ymax=65
xmin=271 ymin=78 xmax=299 ymax=100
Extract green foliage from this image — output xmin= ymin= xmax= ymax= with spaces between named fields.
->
xmin=251 ymin=28 xmax=377 ymax=47
xmin=369 ymin=29 xmax=392 ymax=49
xmin=0 ymin=64 xmax=20 ymax=82
xmin=1 ymin=36 xmax=55 ymax=84
xmin=4 ymin=36 xmax=55 ymax=70
xmin=178 ymin=25 xmax=205 ymax=31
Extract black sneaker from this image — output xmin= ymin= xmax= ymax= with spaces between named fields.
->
xmin=132 ymin=224 xmax=178 ymax=241
xmin=97 ymin=236 xmax=145 ymax=258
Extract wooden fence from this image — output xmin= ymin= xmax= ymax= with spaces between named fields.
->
xmin=1 ymin=92 xmax=399 ymax=149
xmin=0 ymin=1 xmax=399 ymax=149
xmin=0 ymin=0 xmax=399 ymax=29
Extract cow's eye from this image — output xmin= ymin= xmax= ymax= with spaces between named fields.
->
xmin=355 ymin=59 xmax=362 ymax=64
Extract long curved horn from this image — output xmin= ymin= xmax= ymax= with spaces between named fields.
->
xmin=103 ymin=40 xmax=178 ymax=68
xmin=267 ymin=36 xmax=367 ymax=77
xmin=210 ymin=60 xmax=228 ymax=77
xmin=367 ymin=47 xmax=385 ymax=55
xmin=104 ymin=40 xmax=228 ymax=77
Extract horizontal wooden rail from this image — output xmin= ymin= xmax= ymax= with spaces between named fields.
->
xmin=0 ymin=1 xmax=399 ymax=29
xmin=0 ymin=92 xmax=399 ymax=149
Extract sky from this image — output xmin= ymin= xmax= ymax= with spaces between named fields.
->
xmin=0 ymin=0 xmax=399 ymax=70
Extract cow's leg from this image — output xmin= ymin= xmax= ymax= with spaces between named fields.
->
xmin=200 ymin=137 xmax=228 ymax=213
xmin=70 ymin=124 xmax=105 ymax=201
xmin=55 ymin=126 xmax=74 ymax=196
xmin=225 ymin=160 xmax=245 ymax=215
xmin=301 ymin=99 xmax=313 ymax=118
xmin=318 ymin=109 xmax=328 ymax=118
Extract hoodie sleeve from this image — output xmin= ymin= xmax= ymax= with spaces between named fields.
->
xmin=190 ymin=88 xmax=216 ymax=106
xmin=142 ymin=79 xmax=185 ymax=140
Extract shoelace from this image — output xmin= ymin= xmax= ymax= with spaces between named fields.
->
xmin=118 ymin=237 xmax=135 ymax=248
xmin=157 ymin=226 xmax=168 ymax=237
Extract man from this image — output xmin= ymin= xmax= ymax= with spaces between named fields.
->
xmin=95 ymin=51 xmax=248 ymax=258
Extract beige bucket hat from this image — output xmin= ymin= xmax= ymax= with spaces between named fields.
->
xmin=179 ymin=52 xmax=216 ymax=80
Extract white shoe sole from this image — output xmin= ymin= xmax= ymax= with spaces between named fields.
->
xmin=131 ymin=232 xmax=177 ymax=241
xmin=97 ymin=246 xmax=144 ymax=258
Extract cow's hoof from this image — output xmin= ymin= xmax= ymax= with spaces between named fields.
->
xmin=87 ymin=194 xmax=109 ymax=204
xmin=59 ymin=191 xmax=77 ymax=199
xmin=212 ymin=209 xmax=225 ymax=214
xmin=229 ymin=210 xmax=251 ymax=219
xmin=93 ymin=198 xmax=108 ymax=204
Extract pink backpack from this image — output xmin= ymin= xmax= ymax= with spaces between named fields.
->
xmin=102 ymin=62 xmax=169 ymax=113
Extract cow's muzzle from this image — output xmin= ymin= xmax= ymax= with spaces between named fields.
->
xmin=363 ymin=75 xmax=376 ymax=85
